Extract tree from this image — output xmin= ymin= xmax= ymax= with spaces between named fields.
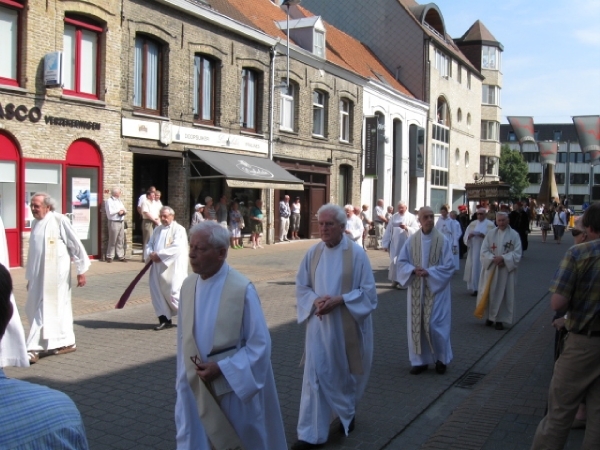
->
xmin=499 ymin=144 xmax=529 ymax=200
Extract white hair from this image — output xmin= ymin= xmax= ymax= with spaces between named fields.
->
xmin=160 ymin=206 xmax=175 ymax=216
xmin=190 ymin=221 xmax=230 ymax=249
xmin=318 ymin=204 xmax=347 ymax=227
xmin=111 ymin=187 xmax=121 ymax=196
xmin=32 ymin=192 xmax=57 ymax=211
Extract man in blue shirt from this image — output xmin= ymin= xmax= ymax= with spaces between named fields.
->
xmin=0 ymin=264 xmax=89 ymax=450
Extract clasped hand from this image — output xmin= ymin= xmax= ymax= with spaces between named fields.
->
xmin=313 ymin=295 xmax=343 ymax=319
xmin=413 ymin=266 xmax=429 ymax=277
xmin=493 ymin=256 xmax=505 ymax=267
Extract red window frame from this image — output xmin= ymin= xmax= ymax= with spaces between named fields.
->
xmin=63 ymin=16 xmax=103 ymax=100
xmin=0 ymin=0 xmax=24 ymax=87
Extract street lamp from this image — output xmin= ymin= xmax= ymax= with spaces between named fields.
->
xmin=281 ymin=0 xmax=300 ymax=88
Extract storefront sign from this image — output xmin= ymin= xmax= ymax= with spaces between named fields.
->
xmin=122 ymin=118 xmax=160 ymax=140
xmin=45 ymin=116 xmax=101 ymax=130
xmin=0 ymin=102 xmax=42 ymax=123
xmin=364 ymin=116 xmax=378 ymax=177
xmin=465 ymin=182 xmax=511 ymax=201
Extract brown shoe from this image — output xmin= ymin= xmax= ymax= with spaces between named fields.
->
xmin=106 ymin=259 xmax=113 ymax=263
xmin=54 ymin=344 xmax=77 ymax=355
xmin=28 ymin=352 xmax=39 ymax=364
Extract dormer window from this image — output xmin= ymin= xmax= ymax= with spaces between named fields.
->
xmin=314 ymin=30 xmax=325 ymax=58
xmin=276 ymin=15 xmax=326 ymax=58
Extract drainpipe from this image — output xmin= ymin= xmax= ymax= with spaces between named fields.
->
xmin=266 ymin=45 xmax=277 ymax=244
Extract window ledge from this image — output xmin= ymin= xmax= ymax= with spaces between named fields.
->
xmin=338 ymin=139 xmax=351 ymax=145
xmin=0 ymin=84 xmax=27 ymax=95
xmin=312 ymin=134 xmax=327 ymax=141
xmin=279 ymin=128 xmax=297 ymax=135
xmin=192 ymin=123 xmax=222 ymax=132
xmin=132 ymin=111 xmax=170 ymax=121
xmin=61 ymin=94 xmax=106 ymax=107
xmin=240 ymin=130 xmax=265 ymax=139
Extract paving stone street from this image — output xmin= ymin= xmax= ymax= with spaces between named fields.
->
xmin=5 ymin=230 xmax=585 ymax=449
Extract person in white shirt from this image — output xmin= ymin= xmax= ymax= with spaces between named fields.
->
xmin=382 ymin=201 xmax=420 ymax=288
xmin=373 ymin=199 xmax=387 ymax=249
xmin=104 ymin=187 xmax=127 ymax=263
xmin=141 ymin=190 xmax=160 ymax=253
xmin=344 ymin=205 xmax=363 ymax=243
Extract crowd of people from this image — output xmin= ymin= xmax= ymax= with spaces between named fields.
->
xmin=1 ymin=189 xmax=597 ymax=449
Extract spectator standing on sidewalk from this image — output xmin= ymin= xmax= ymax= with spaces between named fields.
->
xmin=104 ymin=187 xmax=127 ymax=263
xmin=175 ymin=222 xmax=287 ymax=449
xmin=552 ymin=205 xmax=567 ymax=244
xmin=279 ymin=195 xmax=291 ymax=242
xmin=250 ymin=199 xmax=265 ymax=249
xmin=359 ymin=205 xmax=372 ymax=250
xmin=292 ymin=204 xmax=377 ymax=449
xmin=291 ymin=196 xmax=301 ymax=240
xmin=144 ymin=206 xmax=188 ymax=331
xmin=373 ymin=199 xmax=387 ymax=249
xmin=531 ymin=203 xmax=600 ymax=449
xmin=141 ymin=189 xmax=161 ymax=253
xmin=190 ymin=203 xmax=205 ymax=227
xmin=397 ymin=206 xmax=455 ymax=375
xmin=25 ymin=193 xmax=90 ymax=364
xmin=215 ymin=195 xmax=228 ymax=229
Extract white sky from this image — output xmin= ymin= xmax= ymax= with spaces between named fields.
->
xmin=432 ymin=0 xmax=600 ymax=124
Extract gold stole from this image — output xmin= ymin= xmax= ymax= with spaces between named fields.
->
xmin=309 ymin=239 xmax=363 ymax=375
xmin=42 ymin=213 xmax=64 ymax=340
xmin=410 ymin=228 xmax=444 ymax=355
xmin=180 ymin=267 xmax=249 ymax=450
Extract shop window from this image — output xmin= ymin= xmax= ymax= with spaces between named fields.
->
xmin=24 ymin=163 xmax=63 ymax=228
xmin=240 ymin=68 xmax=258 ymax=131
xmin=194 ymin=54 xmax=217 ymax=125
xmin=0 ymin=0 xmax=23 ymax=87
xmin=339 ymin=99 xmax=351 ymax=142
xmin=63 ymin=16 xmax=103 ymax=99
xmin=0 ymin=160 xmax=16 ymax=227
xmin=134 ymin=35 xmax=162 ymax=114
xmin=312 ymin=90 xmax=326 ymax=137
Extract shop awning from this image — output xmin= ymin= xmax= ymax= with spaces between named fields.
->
xmin=189 ymin=150 xmax=304 ymax=191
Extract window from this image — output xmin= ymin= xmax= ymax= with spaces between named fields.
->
xmin=554 ymin=130 xmax=562 ymax=141
xmin=280 ymin=83 xmax=294 ymax=131
xmin=455 ymin=148 xmax=460 ymax=165
xmin=314 ymin=30 xmax=325 ymax=58
xmin=194 ymin=55 xmax=216 ymax=124
xmin=338 ymin=165 xmax=351 ymax=207
xmin=481 ymin=121 xmax=500 ymax=141
xmin=25 ymin=163 xmax=63 ymax=228
xmin=523 ymin=152 xmax=540 ymax=163
xmin=508 ymin=131 xmax=517 ymax=141
xmin=457 ymin=64 xmax=462 ymax=84
xmin=527 ymin=173 xmax=541 ymax=184
xmin=457 ymin=108 xmax=462 ymax=123
xmin=431 ymin=143 xmax=449 ymax=168
xmin=435 ymin=49 xmax=449 ymax=77
xmin=339 ymin=99 xmax=350 ymax=142
xmin=482 ymin=85 xmax=500 ymax=105
xmin=465 ymin=151 xmax=470 ymax=167
xmin=0 ymin=0 xmax=23 ymax=86
xmin=63 ymin=16 xmax=102 ymax=98
xmin=312 ymin=90 xmax=326 ymax=136
xmin=555 ymin=173 xmax=565 ymax=185
xmin=134 ymin=36 xmax=161 ymax=113
xmin=430 ymin=169 xmax=448 ymax=187
xmin=482 ymin=45 xmax=501 ymax=70
xmin=467 ymin=71 xmax=472 ymax=90
xmin=467 ymin=113 xmax=471 ymax=128
xmin=480 ymin=156 xmax=498 ymax=175
xmin=240 ymin=68 xmax=258 ymax=131
xmin=570 ymin=173 xmax=590 ymax=185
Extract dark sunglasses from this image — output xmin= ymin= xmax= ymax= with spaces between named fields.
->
xmin=571 ymin=229 xmax=584 ymax=237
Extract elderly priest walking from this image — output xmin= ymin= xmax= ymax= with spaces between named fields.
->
xmin=292 ymin=204 xmax=377 ymax=450
xmin=25 ymin=193 xmax=90 ymax=364
xmin=397 ymin=206 xmax=455 ymax=375
xmin=144 ymin=206 xmax=188 ymax=331
xmin=175 ymin=221 xmax=287 ymax=450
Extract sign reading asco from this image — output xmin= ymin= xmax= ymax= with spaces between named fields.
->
xmin=0 ymin=103 xmax=42 ymax=123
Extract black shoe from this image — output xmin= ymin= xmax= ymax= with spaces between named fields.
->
xmin=435 ymin=360 xmax=447 ymax=374
xmin=471 ymin=291 xmax=478 ymax=297
xmin=485 ymin=320 xmax=493 ymax=327
xmin=409 ymin=364 xmax=428 ymax=375
xmin=106 ymin=259 xmax=113 ymax=263
xmin=495 ymin=322 xmax=504 ymax=331
xmin=154 ymin=322 xmax=172 ymax=331
xmin=119 ymin=258 xmax=127 ymax=262
xmin=339 ymin=417 xmax=355 ymax=435
xmin=290 ymin=440 xmax=324 ymax=450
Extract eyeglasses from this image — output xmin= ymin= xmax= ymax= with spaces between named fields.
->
xmin=571 ymin=229 xmax=585 ymax=237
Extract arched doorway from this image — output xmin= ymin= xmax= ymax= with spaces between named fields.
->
xmin=0 ymin=132 xmax=21 ymax=267
xmin=65 ymin=139 xmax=103 ymax=258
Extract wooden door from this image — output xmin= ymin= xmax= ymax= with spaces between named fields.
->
xmin=309 ymin=187 xmax=326 ymax=238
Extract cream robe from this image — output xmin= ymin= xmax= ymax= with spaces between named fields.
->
xmin=25 ymin=212 xmax=90 ymax=352
xmin=476 ymin=227 xmax=522 ymax=325
xmin=345 ymin=215 xmax=364 ymax=242
xmin=463 ymin=219 xmax=496 ymax=291
xmin=144 ymin=221 xmax=188 ymax=320
xmin=435 ymin=216 xmax=460 ymax=271
xmin=382 ymin=212 xmax=419 ymax=283
xmin=175 ymin=263 xmax=287 ymax=449
xmin=296 ymin=236 xmax=377 ymax=444
xmin=0 ymin=216 xmax=28 ymax=367
xmin=397 ymin=230 xmax=454 ymax=366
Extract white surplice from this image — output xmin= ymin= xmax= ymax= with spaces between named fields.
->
xmin=435 ymin=216 xmax=460 ymax=271
xmin=345 ymin=215 xmax=364 ymax=242
xmin=463 ymin=219 xmax=495 ymax=291
xmin=175 ymin=263 xmax=287 ymax=450
xmin=397 ymin=231 xmax=454 ymax=366
xmin=0 ymin=216 xmax=28 ymax=367
xmin=382 ymin=212 xmax=419 ymax=282
xmin=296 ymin=236 xmax=377 ymax=444
xmin=144 ymin=221 xmax=188 ymax=319
xmin=25 ymin=212 xmax=90 ymax=352
xmin=476 ymin=227 xmax=522 ymax=325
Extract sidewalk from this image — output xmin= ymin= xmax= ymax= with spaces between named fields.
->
xmin=5 ymin=230 xmax=586 ymax=449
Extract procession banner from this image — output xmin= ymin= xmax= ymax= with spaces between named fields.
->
xmin=538 ymin=141 xmax=558 ymax=166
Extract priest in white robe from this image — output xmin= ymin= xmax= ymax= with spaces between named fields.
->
xmin=476 ymin=212 xmax=522 ymax=330
xmin=463 ymin=207 xmax=495 ymax=296
xmin=343 ymin=204 xmax=364 ymax=242
xmin=382 ymin=201 xmax=420 ymax=287
xmin=435 ymin=205 xmax=461 ymax=271
xmin=0 ymin=215 xmax=28 ymax=367
xmin=144 ymin=206 xmax=188 ymax=331
xmin=175 ymin=221 xmax=287 ymax=450
xmin=292 ymin=204 xmax=377 ymax=450
xmin=397 ymin=206 xmax=455 ymax=375
xmin=25 ymin=193 xmax=90 ymax=364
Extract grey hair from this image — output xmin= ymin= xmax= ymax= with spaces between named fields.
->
xmin=190 ymin=221 xmax=230 ymax=250
xmin=317 ymin=203 xmax=347 ymax=227
xmin=496 ymin=211 xmax=509 ymax=218
xmin=160 ymin=206 xmax=175 ymax=216
xmin=111 ymin=187 xmax=121 ymax=196
xmin=32 ymin=192 xmax=56 ymax=211
xmin=397 ymin=200 xmax=407 ymax=207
